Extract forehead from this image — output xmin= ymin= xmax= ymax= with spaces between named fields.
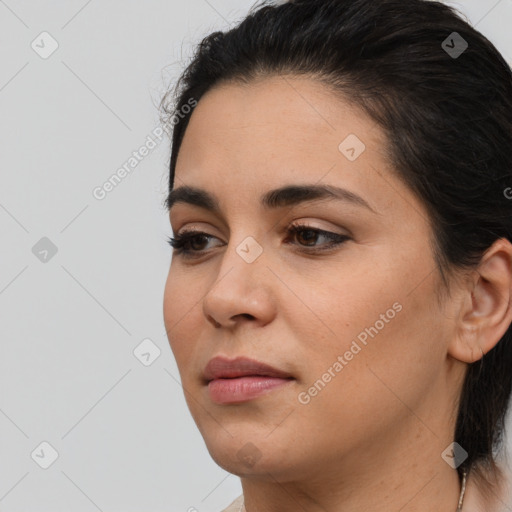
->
xmin=176 ymin=76 xmax=380 ymax=186
xmin=179 ymin=76 xmax=380 ymax=148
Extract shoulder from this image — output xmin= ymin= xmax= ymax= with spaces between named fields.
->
xmin=463 ymin=461 xmax=512 ymax=512
xmin=219 ymin=494 xmax=244 ymax=512
xmin=497 ymin=463 xmax=512 ymax=510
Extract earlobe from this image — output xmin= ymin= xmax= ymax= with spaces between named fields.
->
xmin=448 ymin=306 xmax=484 ymax=364
xmin=448 ymin=238 xmax=512 ymax=364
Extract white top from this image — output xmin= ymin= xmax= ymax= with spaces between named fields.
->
xmin=220 ymin=494 xmax=244 ymax=512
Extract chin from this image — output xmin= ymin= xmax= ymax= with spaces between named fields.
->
xmin=203 ymin=431 xmax=302 ymax=479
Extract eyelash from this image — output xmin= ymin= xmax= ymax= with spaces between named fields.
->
xmin=166 ymin=223 xmax=350 ymax=259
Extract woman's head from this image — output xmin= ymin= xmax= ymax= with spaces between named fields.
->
xmin=161 ymin=0 xmax=512 ymax=501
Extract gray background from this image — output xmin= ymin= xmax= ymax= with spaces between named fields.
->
xmin=0 ymin=1 xmax=511 ymax=511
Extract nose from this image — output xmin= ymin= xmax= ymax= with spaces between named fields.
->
xmin=202 ymin=244 xmax=276 ymax=329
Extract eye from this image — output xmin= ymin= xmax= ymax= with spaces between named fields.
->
xmin=167 ymin=222 xmax=350 ymax=259
xmin=167 ymin=231 xmax=219 ymax=255
xmin=285 ymin=223 xmax=350 ymax=251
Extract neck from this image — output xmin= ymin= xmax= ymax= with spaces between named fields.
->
xmin=239 ymin=422 xmax=464 ymax=512
xmin=240 ymin=467 xmax=462 ymax=512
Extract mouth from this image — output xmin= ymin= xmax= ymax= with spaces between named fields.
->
xmin=206 ymin=375 xmax=295 ymax=404
xmin=202 ymin=355 xmax=294 ymax=383
xmin=202 ymin=355 xmax=295 ymax=404
xmin=205 ymin=372 xmax=295 ymax=382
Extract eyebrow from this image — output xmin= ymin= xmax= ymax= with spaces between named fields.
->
xmin=166 ymin=184 xmax=378 ymax=215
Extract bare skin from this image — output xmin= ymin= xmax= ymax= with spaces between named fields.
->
xmin=163 ymin=75 xmax=512 ymax=512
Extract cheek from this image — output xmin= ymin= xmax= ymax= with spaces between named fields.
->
xmin=163 ymin=269 xmax=178 ymax=340
xmin=163 ymin=267 xmax=201 ymax=365
xmin=292 ymin=260 xmax=444 ymax=414
xmin=289 ymin=308 xmax=444 ymax=457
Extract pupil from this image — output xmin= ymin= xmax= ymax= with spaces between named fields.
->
xmin=299 ymin=229 xmax=317 ymax=246
xmin=191 ymin=235 xmax=207 ymax=250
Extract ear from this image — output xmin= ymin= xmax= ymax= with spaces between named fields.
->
xmin=448 ymin=238 xmax=512 ymax=364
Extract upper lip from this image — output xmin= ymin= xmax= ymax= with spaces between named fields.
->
xmin=203 ymin=356 xmax=294 ymax=383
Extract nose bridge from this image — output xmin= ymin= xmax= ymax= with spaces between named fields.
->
xmin=220 ymin=213 xmax=269 ymax=270
xmin=202 ymin=227 xmax=274 ymax=325
xmin=211 ymin=228 xmax=267 ymax=294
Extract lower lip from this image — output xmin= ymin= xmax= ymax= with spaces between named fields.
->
xmin=207 ymin=376 xmax=294 ymax=404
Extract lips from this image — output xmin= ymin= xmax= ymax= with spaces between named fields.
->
xmin=202 ymin=356 xmax=294 ymax=383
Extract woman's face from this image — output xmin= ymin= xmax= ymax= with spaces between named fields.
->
xmin=163 ymin=76 xmax=462 ymax=481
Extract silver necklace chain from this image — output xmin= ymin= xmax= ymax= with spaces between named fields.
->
xmin=456 ymin=468 xmax=468 ymax=511
xmin=237 ymin=469 xmax=468 ymax=512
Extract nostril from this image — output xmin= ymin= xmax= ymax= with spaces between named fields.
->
xmin=207 ymin=315 xmax=221 ymax=328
